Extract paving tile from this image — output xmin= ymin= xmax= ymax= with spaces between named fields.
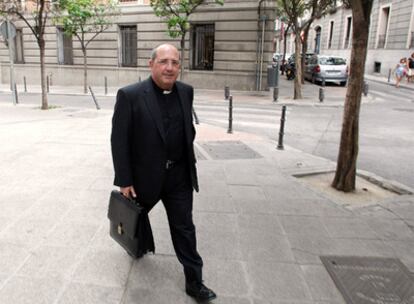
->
xmin=239 ymin=213 xmax=285 ymax=235
xmin=233 ymin=198 xmax=278 ymax=214
xmin=44 ymin=222 xmax=100 ymax=249
xmin=301 ymin=265 xmax=345 ymax=302
xmin=288 ymin=235 xmax=335 ymax=265
xmin=72 ymin=248 xmax=133 ymax=287
xmin=194 ymin=212 xmax=238 ymax=234
xmin=322 ymin=217 xmax=379 ymax=239
xmin=123 ymin=287 xmax=191 ymax=304
xmin=240 ymin=230 xmax=295 ymax=262
xmin=128 ymin=255 xmax=184 ymax=291
xmin=366 ymin=218 xmax=414 ymax=241
xmin=56 ymin=282 xmax=123 ymax=304
xmin=385 ymin=240 xmax=414 ymax=272
xmin=193 ymin=194 xmax=236 ymax=213
xmin=197 ymin=230 xmax=241 ymax=260
xmin=229 ymin=185 xmax=267 ymax=201
xmin=17 ymin=245 xmax=82 ymax=279
xmin=0 ymin=276 xmax=64 ymax=304
xmin=203 ymin=259 xmax=249 ymax=297
xmin=60 ymin=205 xmax=106 ymax=225
xmin=266 ymin=198 xmax=324 ymax=216
xmin=247 ymin=262 xmax=312 ymax=301
xmin=151 ymin=227 xmax=175 ymax=256
xmin=0 ymin=218 xmax=56 ymax=247
xmin=279 ymin=215 xmax=330 ymax=237
xmin=0 ymin=273 xmax=9 ymax=287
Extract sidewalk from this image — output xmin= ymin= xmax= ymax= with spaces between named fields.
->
xmin=0 ymin=96 xmax=413 ymax=304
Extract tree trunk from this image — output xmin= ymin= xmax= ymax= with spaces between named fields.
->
xmin=83 ymin=48 xmax=88 ymax=94
xmin=281 ymin=24 xmax=290 ymax=76
xmin=293 ymin=33 xmax=302 ymax=99
xmin=332 ymin=1 xmax=373 ymax=192
xmin=39 ymin=37 xmax=48 ymax=110
xmin=301 ymin=23 xmax=311 ymax=84
xmin=180 ymin=35 xmax=185 ymax=80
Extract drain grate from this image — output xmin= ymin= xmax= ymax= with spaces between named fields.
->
xmin=321 ymin=256 xmax=414 ymax=304
xmin=199 ymin=141 xmax=262 ymax=160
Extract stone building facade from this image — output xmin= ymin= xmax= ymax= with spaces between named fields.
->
xmin=0 ymin=0 xmax=276 ymax=91
xmin=274 ymin=0 xmax=414 ymax=77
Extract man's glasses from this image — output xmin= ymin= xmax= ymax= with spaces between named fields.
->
xmin=156 ymin=59 xmax=180 ymax=67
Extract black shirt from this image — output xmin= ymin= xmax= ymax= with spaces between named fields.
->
xmin=151 ymin=78 xmax=185 ymax=162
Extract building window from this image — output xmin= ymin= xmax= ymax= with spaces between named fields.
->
xmin=410 ymin=31 xmax=414 ymax=48
xmin=344 ymin=16 xmax=352 ymax=49
xmin=328 ymin=21 xmax=334 ymax=49
xmin=14 ymin=28 xmax=24 ymax=63
xmin=314 ymin=26 xmax=321 ymax=54
xmin=191 ymin=24 xmax=215 ymax=71
xmin=377 ymin=6 xmax=390 ymax=49
xmin=119 ymin=25 xmax=137 ymax=67
xmin=56 ymin=28 xmax=73 ymax=65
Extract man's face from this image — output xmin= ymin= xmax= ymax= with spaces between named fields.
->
xmin=149 ymin=45 xmax=180 ymax=90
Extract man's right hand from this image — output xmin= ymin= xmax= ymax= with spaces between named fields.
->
xmin=120 ymin=186 xmax=137 ymax=199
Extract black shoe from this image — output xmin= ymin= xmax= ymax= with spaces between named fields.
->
xmin=185 ymin=281 xmax=217 ymax=302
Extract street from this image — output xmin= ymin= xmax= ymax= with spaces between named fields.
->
xmin=0 ymin=78 xmax=413 ymax=188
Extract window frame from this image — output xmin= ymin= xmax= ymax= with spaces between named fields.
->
xmin=190 ymin=23 xmax=215 ymax=71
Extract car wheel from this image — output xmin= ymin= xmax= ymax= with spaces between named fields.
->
xmin=312 ymin=75 xmax=316 ymax=84
xmin=340 ymin=81 xmax=347 ymax=87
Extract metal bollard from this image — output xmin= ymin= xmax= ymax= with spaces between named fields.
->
xmin=23 ymin=76 xmax=27 ymax=92
xmin=319 ymin=87 xmax=324 ymax=102
xmin=277 ymin=105 xmax=287 ymax=150
xmin=224 ymin=86 xmax=230 ymax=100
xmin=227 ymin=95 xmax=233 ymax=134
xmin=192 ymin=107 xmax=199 ymax=125
xmin=46 ymin=75 xmax=49 ymax=93
xmin=14 ymin=83 xmax=19 ymax=104
xmin=387 ymin=68 xmax=392 ymax=83
xmin=88 ymin=86 xmax=101 ymax=110
xmin=322 ymin=79 xmax=326 ymax=87
xmin=363 ymin=80 xmax=369 ymax=96
xmin=104 ymin=76 xmax=108 ymax=95
xmin=139 ymin=76 xmax=141 ymax=82
xmin=273 ymin=87 xmax=279 ymax=102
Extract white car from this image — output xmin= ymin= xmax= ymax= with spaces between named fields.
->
xmin=304 ymin=55 xmax=348 ymax=86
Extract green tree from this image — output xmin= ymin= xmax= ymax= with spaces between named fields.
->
xmin=1 ymin=0 xmax=53 ymax=109
xmin=275 ymin=0 xmax=335 ymax=98
xmin=54 ymin=0 xmax=118 ymax=93
xmin=332 ymin=0 xmax=374 ymax=192
xmin=300 ymin=0 xmax=336 ymax=84
xmin=150 ymin=0 xmax=223 ymax=79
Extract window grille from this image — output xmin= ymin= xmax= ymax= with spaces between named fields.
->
xmin=191 ymin=24 xmax=215 ymax=71
xmin=120 ymin=25 xmax=137 ymax=67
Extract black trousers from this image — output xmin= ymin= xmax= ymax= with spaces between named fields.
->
xmin=148 ymin=162 xmax=203 ymax=283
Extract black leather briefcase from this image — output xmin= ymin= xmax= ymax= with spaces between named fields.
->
xmin=107 ymin=190 xmax=155 ymax=258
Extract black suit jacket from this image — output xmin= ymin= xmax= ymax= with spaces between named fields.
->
xmin=111 ymin=78 xmax=199 ymax=206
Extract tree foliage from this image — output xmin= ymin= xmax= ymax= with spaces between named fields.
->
xmin=150 ymin=0 xmax=224 ymax=78
xmin=275 ymin=0 xmax=336 ymax=98
xmin=54 ymin=0 xmax=118 ymax=93
xmin=1 ymin=0 xmax=53 ymax=109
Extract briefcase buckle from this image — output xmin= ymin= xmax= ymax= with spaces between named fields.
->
xmin=117 ymin=223 xmax=123 ymax=235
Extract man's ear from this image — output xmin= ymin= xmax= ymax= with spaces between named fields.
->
xmin=149 ymin=59 xmax=154 ymax=68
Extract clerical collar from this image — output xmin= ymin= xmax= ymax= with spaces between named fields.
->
xmin=151 ymin=77 xmax=174 ymax=95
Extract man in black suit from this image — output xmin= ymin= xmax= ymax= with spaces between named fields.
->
xmin=111 ymin=44 xmax=216 ymax=302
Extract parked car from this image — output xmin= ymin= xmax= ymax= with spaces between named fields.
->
xmin=304 ymin=55 xmax=348 ymax=86
xmin=283 ymin=53 xmax=314 ymax=79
